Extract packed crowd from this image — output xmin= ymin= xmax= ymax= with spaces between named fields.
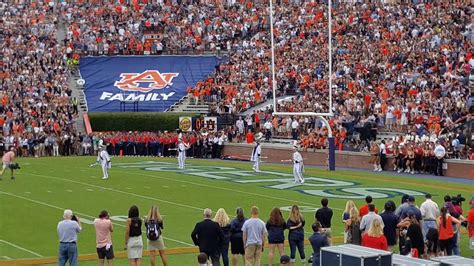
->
xmin=0 ymin=2 xmax=78 ymax=154
xmin=59 ymin=193 xmax=474 ymax=266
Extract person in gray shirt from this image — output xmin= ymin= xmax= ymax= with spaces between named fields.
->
xmin=242 ymin=206 xmax=267 ymax=266
xmin=57 ymin=209 xmax=82 ymax=266
xmin=360 ymin=204 xmax=384 ymax=233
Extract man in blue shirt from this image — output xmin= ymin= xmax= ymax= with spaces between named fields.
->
xmin=400 ymin=196 xmax=422 ymax=221
xmin=57 ymin=209 xmax=82 ymax=266
xmin=308 ymin=222 xmax=329 ymax=266
xmin=380 ymin=201 xmax=399 ymax=251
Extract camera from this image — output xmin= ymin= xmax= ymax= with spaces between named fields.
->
xmin=451 ymin=194 xmax=465 ymax=206
xmin=71 ymin=215 xmax=78 ymax=221
xmin=9 ymin=163 xmax=20 ymax=170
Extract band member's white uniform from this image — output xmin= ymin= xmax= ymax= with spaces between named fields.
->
xmin=251 ymin=141 xmax=262 ymax=172
xmin=177 ymin=141 xmax=187 ymax=169
xmin=97 ymin=146 xmax=111 ymax=180
xmin=292 ymin=146 xmax=304 ymax=183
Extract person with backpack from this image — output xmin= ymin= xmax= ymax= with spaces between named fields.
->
xmin=145 ymin=205 xmax=167 ymax=266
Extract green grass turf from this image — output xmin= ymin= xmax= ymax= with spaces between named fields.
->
xmin=0 ymin=156 xmax=472 ymax=265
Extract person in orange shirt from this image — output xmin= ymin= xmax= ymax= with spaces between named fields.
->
xmin=438 ymin=207 xmax=461 ymax=256
xmin=245 ymin=130 xmax=254 ymax=144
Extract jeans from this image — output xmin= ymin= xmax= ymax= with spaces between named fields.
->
xmin=289 ymin=239 xmax=305 ymax=262
xmin=422 ymin=220 xmax=437 ymax=241
xmin=452 ymin=225 xmax=460 ymax=255
xmin=58 ymin=242 xmax=78 ymax=266
xmin=220 ymin=241 xmax=230 ymax=266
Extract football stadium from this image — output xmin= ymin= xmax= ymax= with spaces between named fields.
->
xmin=0 ymin=1 xmax=473 ymax=266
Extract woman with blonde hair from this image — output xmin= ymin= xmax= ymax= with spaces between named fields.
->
xmin=287 ymin=205 xmax=305 ymax=265
xmin=345 ymin=207 xmax=361 ymax=245
xmin=266 ymin=207 xmax=287 ymax=266
xmin=362 ymin=219 xmax=388 ymax=251
xmin=144 ymin=206 xmax=167 ymax=266
xmin=342 ymin=201 xmax=356 ymax=243
xmin=214 ymin=208 xmax=231 ymax=266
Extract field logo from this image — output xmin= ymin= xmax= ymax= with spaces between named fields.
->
xmin=114 ymin=70 xmax=179 ymax=93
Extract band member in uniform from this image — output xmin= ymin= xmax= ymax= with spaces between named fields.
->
xmin=251 ymin=133 xmax=263 ymax=172
xmin=97 ymin=145 xmax=111 ymax=180
xmin=177 ymin=137 xmax=188 ymax=170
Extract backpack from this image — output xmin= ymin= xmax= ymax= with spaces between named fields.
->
xmin=146 ymin=219 xmax=161 ymax=241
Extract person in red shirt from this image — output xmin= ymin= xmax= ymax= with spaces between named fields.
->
xmin=438 ymin=207 xmax=461 ymax=256
xmin=245 ymin=130 xmax=254 ymax=144
xmin=467 ymin=199 xmax=474 ymax=241
xmin=362 ymin=219 xmax=388 ymax=251
xmin=359 ymin=196 xmax=378 ymax=217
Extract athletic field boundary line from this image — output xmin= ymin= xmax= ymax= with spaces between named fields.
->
xmin=0 ymin=191 xmax=194 ymax=247
xmin=0 ymin=240 xmax=43 ymax=258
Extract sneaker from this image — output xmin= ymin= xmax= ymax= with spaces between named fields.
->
xmin=393 ymin=166 xmax=397 ymax=171
xmin=411 ymin=170 xmax=415 ymax=175
xmin=102 ymin=176 xmax=108 ymax=180
xmin=377 ymin=168 xmax=383 ymax=172
xmin=300 ymin=179 xmax=305 ymax=184
xmin=397 ymin=169 xmax=402 ymax=173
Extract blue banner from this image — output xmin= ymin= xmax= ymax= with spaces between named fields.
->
xmin=79 ymin=56 xmax=219 ymax=112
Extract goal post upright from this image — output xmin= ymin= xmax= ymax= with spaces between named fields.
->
xmin=270 ymin=0 xmax=336 ymax=171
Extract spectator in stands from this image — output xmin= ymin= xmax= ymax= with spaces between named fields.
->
xmin=345 ymin=207 xmax=361 ymax=245
xmin=360 ymin=204 xmax=384 ymax=233
xmin=438 ymin=207 xmax=461 ymax=256
xmin=266 ymin=207 xmax=287 ymax=266
xmin=94 ymin=210 xmax=114 ymax=266
xmin=308 ymin=222 xmax=329 ymax=266
xmin=287 ymin=205 xmax=306 ymax=265
xmin=315 ymin=198 xmax=333 ymax=244
xmin=214 ymin=208 xmax=231 ymax=266
xmin=57 ymin=209 xmax=82 ymax=266
xmin=230 ymin=207 xmax=246 ymax=266
xmin=242 ymin=206 xmax=267 ymax=266
xmin=362 ymin=219 xmax=388 ymax=251
xmin=420 ymin=194 xmax=440 ymax=241
xmin=144 ymin=206 xmax=167 ymax=266
xmin=125 ymin=205 xmax=143 ymax=266
xmin=191 ymin=208 xmax=224 ymax=266
xmin=359 ymin=196 xmax=378 ymax=218
xmin=380 ymin=201 xmax=398 ymax=252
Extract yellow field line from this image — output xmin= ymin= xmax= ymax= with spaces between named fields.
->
xmin=0 ymin=237 xmax=343 ymax=266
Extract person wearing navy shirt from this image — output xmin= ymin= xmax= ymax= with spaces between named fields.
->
xmin=400 ymin=196 xmax=422 ymax=221
xmin=308 ymin=222 xmax=329 ymax=266
xmin=287 ymin=205 xmax=306 ymax=264
xmin=266 ymin=207 xmax=287 ymax=266
xmin=315 ymin=198 xmax=333 ymax=244
xmin=380 ymin=201 xmax=399 ymax=251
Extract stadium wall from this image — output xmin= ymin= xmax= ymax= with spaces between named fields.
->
xmin=223 ymin=143 xmax=472 ymax=179
xmin=88 ymin=112 xmax=194 ymax=131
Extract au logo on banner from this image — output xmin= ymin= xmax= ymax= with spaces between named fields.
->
xmin=195 ymin=117 xmax=217 ymax=132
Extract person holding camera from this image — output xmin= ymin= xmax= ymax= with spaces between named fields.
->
xmin=57 ymin=209 xmax=82 ymax=266
xmin=0 ymin=147 xmax=17 ymax=180
xmin=94 ymin=210 xmax=114 ymax=266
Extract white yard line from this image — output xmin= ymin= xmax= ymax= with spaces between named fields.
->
xmin=0 ymin=191 xmax=194 ymax=247
xmin=1 ymin=256 xmax=12 ymax=259
xmin=0 ymin=239 xmax=43 ymax=257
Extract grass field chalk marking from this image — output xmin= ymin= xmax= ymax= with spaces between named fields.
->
xmin=0 ymin=191 xmax=194 ymax=247
xmin=113 ymin=169 xmax=346 ymax=211
xmin=0 ymin=240 xmax=43 ymax=257
xmin=0 ymin=256 xmax=12 ymax=260
xmin=23 ymin=173 xmax=205 ymax=212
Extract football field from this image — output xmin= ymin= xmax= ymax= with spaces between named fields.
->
xmin=0 ymin=156 xmax=472 ymax=265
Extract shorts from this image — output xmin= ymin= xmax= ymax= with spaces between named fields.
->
xmin=147 ymin=236 xmax=165 ymax=251
xmin=2 ymin=162 xmax=11 ymax=170
xmin=96 ymin=245 xmax=114 ymax=260
xmin=230 ymin=237 xmax=245 ymax=255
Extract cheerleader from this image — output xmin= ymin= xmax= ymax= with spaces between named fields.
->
xmin=369 ymin=141 xmax=382 ymax=172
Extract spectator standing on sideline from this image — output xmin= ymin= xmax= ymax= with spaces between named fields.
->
xmin=405 ymin=213 xmax=424 ymax=258
xmin=342 ymin=201 xmax=356 ymax=243
xmin=94 ymin=210 xmax=114 ymax=266
xmin=420 ymin=194 xmax=439 ymax=240
xmin=144 ymin=206 xmax=167 ymax=266
xmin=230 ymin=208 xmax=247 ymax=266
xmin=57 ymin=209 xmax=82 ymax=266
xmin=315 ymin=198 xmax=333 ymax=244
xmin=360 ymin=196 xmax=378 ymax=217
xmin=362 ymin=219 xmax=388 ymax=251
xmin=242 ymin=206 xmax=267 ymax=266
xmin=191 ymin=208 xmax=224 ymax=266
xmin=433 ymin=141 xmax=446 ymax=176
xmin=214 ymin=208 xmax=231 ymax=266
xmin=308 ymin=222 xmax=330 ymax=266
xmin=395 ymin=195 xmax=410 ymax=217
xmin=345 ymin=207 xmax=361 ymax=245
xmin=400 ymin=196 xmax=422 ymax=221
xmin=266 ymin=207 xmax=287 ymax=266
xmin=380 ymin=201 xmax=398 ymax=252
xmin=438 ymin=207 xmax=461 ymax=256
xmin=360 ymin=204 xmax=384 ymax=233
xmin=125 ymin=206 xmax=143 ymax=266
xmin=466 ymin=198 xmax=474 ymax=254
xmin=287 ymin=205 xmax=306 ymax=265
